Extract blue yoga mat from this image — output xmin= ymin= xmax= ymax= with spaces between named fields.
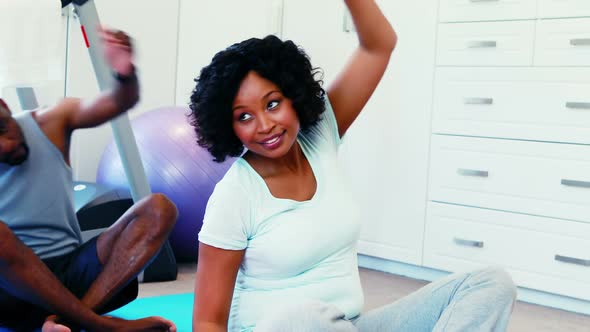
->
xmin=109 ymin=292 xmax=194 ymax=332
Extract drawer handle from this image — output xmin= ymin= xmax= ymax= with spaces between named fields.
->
xmin=561 ymin=179 xmax=590 ymax=188
xmin=555 ymin=255 xmax=590 ymax=267
xmin=467 ymin=40 xmax=497 ymax=49
xmin=457 ymin=169 xmax=489 ymax=177
xmin=565 ymin=102 xmax=590 ymax=110
xmin=570 ymin=38 xmax=590 ymax=47
xmin=454 ymin=238 xmax=484 ymax=248
xmin=464 ymin=97 xmax=494 ymax=105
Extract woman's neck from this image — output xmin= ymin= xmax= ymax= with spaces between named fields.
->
xmin=244 ymin=141 xmax=307 ymax=178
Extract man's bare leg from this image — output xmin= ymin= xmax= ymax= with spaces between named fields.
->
xmin=80 ymin=193 xmax=178 ymax=312
xmin=0 ymin=221 xmax=175 ymax=331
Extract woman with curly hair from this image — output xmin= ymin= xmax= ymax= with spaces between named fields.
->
xmin=190 ymin=1 xmax=516 ymax=331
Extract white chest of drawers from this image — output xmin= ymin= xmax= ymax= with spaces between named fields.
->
xmin=424 ymin=0 xmax=590 ymax=301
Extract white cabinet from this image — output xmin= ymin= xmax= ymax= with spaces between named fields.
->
xmin=175 ymin=0 xmax=283 ymax=106
xmin=424 ymin=203 xmax=590 ymax=300
xmin=538 ymin=0 xmax=590 ymax=18
xmin=535 ymin=18 xmax=590 ymax=66
xmin=432 ymin=67 xmax=590 ymax=144
xmin=283 ymin=0 xmax=438 ymax=265
xmin=66 ymin=0 xmax=180 ymax=181
xmin=438 ymin=0 xmax=537 ymax=22
xmin=429 ymin=135 xmax=590 ymax=222
xmin=425 ymin=0 xmax=590 ymax=301
xmin=436 ymin=21 xmax=536 ymax=66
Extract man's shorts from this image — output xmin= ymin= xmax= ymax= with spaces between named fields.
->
xmin=0 ymin=236 xmax=138 ymax=329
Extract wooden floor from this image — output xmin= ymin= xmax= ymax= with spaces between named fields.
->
xmin=139 ymin=264 xmax=590 ymax=332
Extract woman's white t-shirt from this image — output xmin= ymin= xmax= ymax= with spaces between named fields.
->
xmin=199 ymin=99 xmax=364 ymax=332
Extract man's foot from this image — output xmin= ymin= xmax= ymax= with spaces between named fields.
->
xmin=43 ymin=314 xmax=175 ymax=332
xmin=42 ymin=315 xmax=71 ymax=332
xmin=102 ymin=315 xmax=177 ymax=332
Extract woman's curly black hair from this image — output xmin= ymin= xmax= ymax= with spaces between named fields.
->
xmin=189 ymin=35 xmax=326 ymax=162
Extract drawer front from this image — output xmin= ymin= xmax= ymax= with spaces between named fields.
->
xmin=432 ymin=67 xmax=590 ymax=144
xmin=428 ymin=135 xmax=590 ymax=222
xmin=437 ymin=21 xmax=535 ymax=66
xmin=424 ymin=203 xmax=590 ymax=300
xmin=535 ymin=18 xmax=590 ymax=66
xmin=439 ymin=0 xmax=537 ymax=22
xmin=538 ymin=0 xmax=590 ymax=18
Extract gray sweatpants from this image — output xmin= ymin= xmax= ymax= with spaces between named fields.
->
xmin=256 ymin=267 xmax=517 ymax=332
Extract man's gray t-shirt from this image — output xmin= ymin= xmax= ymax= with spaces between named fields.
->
xmin=0 ymin=110 xmax=82 ymax=259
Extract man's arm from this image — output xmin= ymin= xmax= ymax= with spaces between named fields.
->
xmin=56 ymin=74 xmax=138 ymax=131
xmin=40 ymin=29 xmax=139 ymax=132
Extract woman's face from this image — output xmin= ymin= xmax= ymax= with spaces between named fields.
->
xmin=232 ymin=71 xmax=300 ymax=160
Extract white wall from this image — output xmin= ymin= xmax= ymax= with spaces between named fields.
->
xmin=0 ymin=0 xmax=66 ymax=111
xmin=66 ymin=0 xmax=180 ymax=181
xmin=0 ymin=0 xmax=180 ymax=181
xmin=175 ymin=0 xmax=283 ymax=106
xmin=348 ymin=0 xmax=438 ymax=264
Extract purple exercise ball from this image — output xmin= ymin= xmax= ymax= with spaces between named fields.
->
xmin=96 ymin=107 xmax=235 ymax=262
